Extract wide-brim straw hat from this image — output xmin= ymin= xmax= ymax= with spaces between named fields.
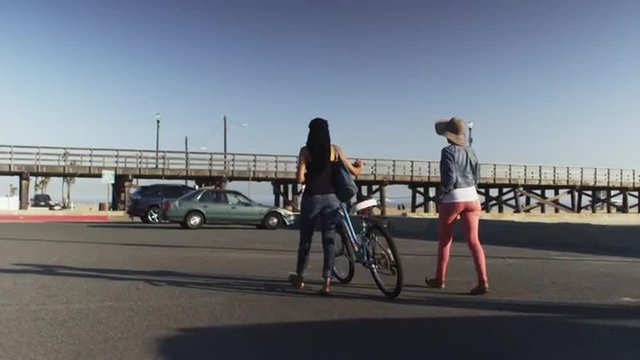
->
xmin=435 ymin=117 xmax=467 ymax=146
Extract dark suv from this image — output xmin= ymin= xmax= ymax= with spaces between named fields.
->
xmin=127 ymin=184 xmax=195 ymax=223
xmin=31 ymin=194 xmax=53 ymax=208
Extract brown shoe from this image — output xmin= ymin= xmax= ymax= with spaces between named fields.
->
xmin=288 ymin=274 xmax=304 ymax=289
xmin=469 ymin=282 xmax=489 ymax=295
xmin=425 ymin=277 xmax=445 ymax=289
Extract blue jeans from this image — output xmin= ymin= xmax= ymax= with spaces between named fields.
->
xmin=296 ymin=193 xmax=341 ymax=279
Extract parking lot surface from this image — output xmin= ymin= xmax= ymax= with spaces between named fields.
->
xmin=1 ymin=222 xmax=639 ymax=359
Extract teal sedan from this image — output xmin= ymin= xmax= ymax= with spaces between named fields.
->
xmin=161 ymin=189 xmax=297 ymax=229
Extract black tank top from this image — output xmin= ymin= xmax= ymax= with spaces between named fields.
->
xmin=304 ymin=151 xmax=336 ymax=196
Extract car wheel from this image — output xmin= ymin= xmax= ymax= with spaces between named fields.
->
xmin=184 ymin=211 xmax=204 ymax=229
xmin=145 ymin=206 xmax=161 ymax=224
xmin=262 ymin=212 xmax=282 ymax=230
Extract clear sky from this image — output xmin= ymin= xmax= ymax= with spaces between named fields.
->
xmin=1 ymin=0 xmax=639 ymax=200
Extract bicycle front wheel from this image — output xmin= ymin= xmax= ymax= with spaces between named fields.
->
xmin=367 ymin=223 xmax=403 ymax=299
xmin=333 ymin=226 xmax=355 ymax=284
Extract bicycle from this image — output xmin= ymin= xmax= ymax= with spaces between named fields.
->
xmin=332 ymin=198 xmax=403 ymax=299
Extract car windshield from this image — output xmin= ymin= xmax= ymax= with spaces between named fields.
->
xmin=34 ymin=195 xmax=51 ymax=201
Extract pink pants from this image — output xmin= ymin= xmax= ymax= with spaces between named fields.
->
xmin=436 ymin=201 xmax=488 ymax=284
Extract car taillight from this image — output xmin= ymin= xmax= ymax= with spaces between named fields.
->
xmin=162 ymin=201 xmax=172 ymax=210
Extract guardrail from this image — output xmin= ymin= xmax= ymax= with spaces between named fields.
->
xmin=1 ymin=144 xmax=639 ymax=187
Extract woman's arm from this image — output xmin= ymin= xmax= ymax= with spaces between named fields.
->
xmin=335 ymin=145 xmax=363 ymax=176
xmin=297 ymin=147 xmax=308 ymax=183
xmin=439 ymin=147 xmax=456 ymax=193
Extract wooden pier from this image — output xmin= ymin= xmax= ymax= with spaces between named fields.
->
xmin=1 ymin=144 xmax=639 ymax=215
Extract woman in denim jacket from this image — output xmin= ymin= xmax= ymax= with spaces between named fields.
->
xmin=426 ymin=117 xmax=489 ymax=295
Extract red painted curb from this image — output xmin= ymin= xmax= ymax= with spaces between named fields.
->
xmin=0 ymin=215 xmax=110 ymax=222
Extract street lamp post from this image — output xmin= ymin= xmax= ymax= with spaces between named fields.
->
xmin=223 ymin=115 xmax=248 ymax=170
xmin=155 ymin=113 xmax=161 ymax=168
xmin=223 ymin=115 xmax=228 ymax=160
xmin=468 ymin=121 xmax=474 ymax=146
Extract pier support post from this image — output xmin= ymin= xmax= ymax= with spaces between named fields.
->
xmin=379 ymin=185 xmax=387 ymax=216
xmin=112 ymin=175 xmax=130 ymax=211
xmin=19 ymin=173 xmax=30 ymax=210
xmin=424 ymin=187 xmax=430 ymax=213
xmin=291 ymin=183 xmax=300 ymax=212
xmin=411 ymin=187 xmax=417 ymax=213
xmin=273 ymin=183 xmax=281 ymax=208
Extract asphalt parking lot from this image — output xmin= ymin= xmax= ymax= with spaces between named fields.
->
xmin=0 ymin=221 xmax=639 ymax=360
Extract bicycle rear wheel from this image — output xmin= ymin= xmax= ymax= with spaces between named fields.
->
xmin=332 ymin=226 xmax=355 ymax=284
xmin=367 ymin=223 xmax=403 ymax=298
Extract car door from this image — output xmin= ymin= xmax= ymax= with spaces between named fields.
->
xmin=226 ymin=192 xmax=264 ymax=224
xmin=198 ymin=190 xmax=231 ymax=223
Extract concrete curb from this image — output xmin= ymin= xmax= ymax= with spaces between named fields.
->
xmin=0 ymin=210 xmax=128 ymax=222
xmin=0 ymin=214 xmax=111 ymax=222
xmin=382 ymin=215 xmax=640 ymax=258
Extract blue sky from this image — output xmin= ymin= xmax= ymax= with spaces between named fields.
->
xmin=1 ymin=0 xmax=639 ymax=200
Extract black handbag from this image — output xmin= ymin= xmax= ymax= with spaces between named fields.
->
xmin=333 ymin=152 xmax=357 ymax=203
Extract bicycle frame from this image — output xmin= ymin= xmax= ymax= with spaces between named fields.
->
xmin=337 ymin=203 xmax=372 ymax=265
xmin=333 ymin=201 xmax=403 ymax=299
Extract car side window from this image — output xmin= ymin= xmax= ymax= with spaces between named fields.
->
xmin=198 ymin=191 xmax=214 ymax=203
xmin=213 ymin=192 xmax=227 ymax=204
xmin=146 ymin=188 xmax=163 ymax=197
xmin=227 ymin=193 xmax=250 ymax=205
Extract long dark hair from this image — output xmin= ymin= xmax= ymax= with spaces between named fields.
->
xmin=306 ymin=117 xmax=331 ymax=168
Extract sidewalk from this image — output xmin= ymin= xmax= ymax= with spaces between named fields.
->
xmin=0 ymin=209 xmax=130 ymax=222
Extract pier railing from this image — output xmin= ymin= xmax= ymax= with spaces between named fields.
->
xmin=0 ymin=144 xmax=638 ymax=187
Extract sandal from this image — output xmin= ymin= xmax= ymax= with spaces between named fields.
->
xmin=469 ymin=282 xmax=489 ymax=295
xmin=319 ymin=279 xmax=331 ymax=296
xmin=425 ymin=277 xmax=445 ymax=289
xmin=318 ymin=287 xmax=332 ymax=296
xmin=288 ymin=274 xmax=304 ymax=289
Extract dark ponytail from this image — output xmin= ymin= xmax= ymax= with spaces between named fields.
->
xmin=306 ymin=117 xmax=331 ymax=168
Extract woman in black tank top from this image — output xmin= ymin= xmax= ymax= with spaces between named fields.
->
xmin=289 ymin=118 xmax=363 ymax=295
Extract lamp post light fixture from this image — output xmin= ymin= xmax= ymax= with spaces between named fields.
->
xmin=155 ymin=112 xmax=161 ymax=168
xmin=468 ymin=121 xmax=474 ymax=146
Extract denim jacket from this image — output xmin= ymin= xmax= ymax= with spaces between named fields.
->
xmin=439 ymin=144 xmax=480 ymax=193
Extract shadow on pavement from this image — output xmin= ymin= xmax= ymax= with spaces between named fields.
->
xmin=87 ymin=223 xmax=259 ymax=231
xmin=4 ymin=263 xmax=640 ymax=312
xmin=0 ymin=236 xmax=302 ymax=254
xmin=2 ymin=263 xmax=307 ymax=298
xmin=0 ymin=263 xmax=398 ymax=302
xmin=156 ymin=314 xmax=640 ymax=360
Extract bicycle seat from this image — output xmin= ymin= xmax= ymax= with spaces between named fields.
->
xmin=351 ymin=198 xmax=379 ymax=215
